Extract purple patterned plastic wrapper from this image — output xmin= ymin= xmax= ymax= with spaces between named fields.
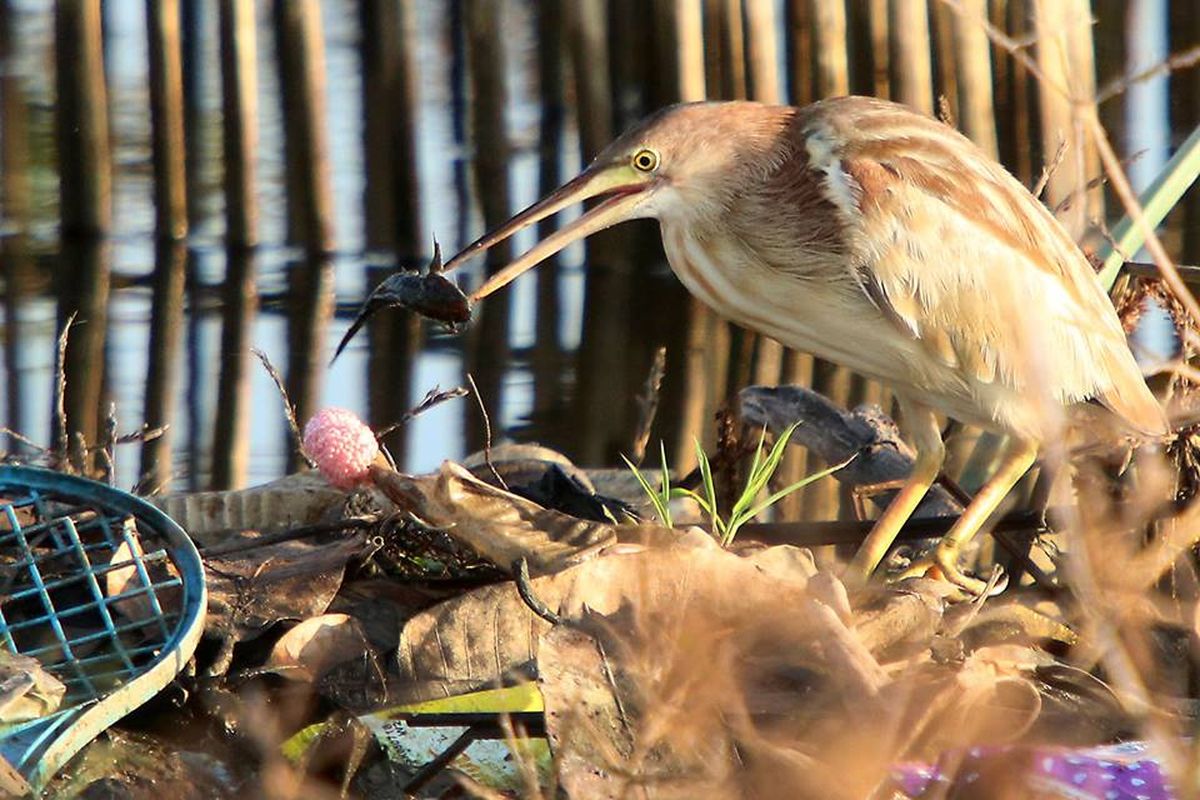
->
xmin=889 ymin=742 xmax=1172 ymax=799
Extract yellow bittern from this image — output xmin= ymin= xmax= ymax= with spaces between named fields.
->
xmin=442 ymin=96 xmax=1167 ymax=590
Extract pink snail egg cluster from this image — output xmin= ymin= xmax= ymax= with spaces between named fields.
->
xmin=302 ymin=407 xmax=380 ymax=489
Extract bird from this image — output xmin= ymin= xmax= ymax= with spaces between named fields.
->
xmin=435 ymin=95 xmax=1168 ymax=591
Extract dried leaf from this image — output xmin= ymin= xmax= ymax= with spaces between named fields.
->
xmin=372 ymin=462 xmax=619 ymax=573
xmin=265 ymin=614 xmax=372 ymax=683
xmin=105 ymin=518 xmax=181 ymax=631
xmin=394 ymin=580 xmax=552 ymax=704
xmin=538 ymin=626 xmax=631 ymax=800
xmin=0 ymin=650 xmax=64 ymax=722
xmin=204 ymin=533 xmax=363 ymax=642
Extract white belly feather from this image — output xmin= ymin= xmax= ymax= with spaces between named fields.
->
xmin=659 ymin=221 xmax=1045 ymax=435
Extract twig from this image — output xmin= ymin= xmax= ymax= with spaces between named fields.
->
xmin=98 ymin=402 xmax=117 ymax=485
xmin=466 ymin=373 xmax=506 ymax=490
xmin=937 ymin=0 xmax=1063 ymax=101
xmin=1033 ymin=136 xmax=1067 ymax=199
xmin=512 ymin=557 xmax=561 ymax=625
xmin=113 ymin=424 xmax=168 ymax=445
xmin=1096 ymin=44 xmax=1200 ymax=105
xmin=376 ymin=386 xmax=469 ymax=438
xmin=0 ymin=428 xmax=48 ymax=455
xmin=69 ymin=431 xmax=87 ymax=476
xmin=1086 ymin=114 xmax=1200 ymax=325
xmin=251 ymin=348 xmax=315 ymax=468
xmin=628 ymin=347 xmax=666 ymax=466
xmin=1053 ymin=151 xmax=1145 ymax=216
xmin=54 ymin=312 xmax=76 ymax=466
xmin=936 ymin=94 xmax=954 ymax=127
xmin=200 ymin=517 xmax=374 ymax=557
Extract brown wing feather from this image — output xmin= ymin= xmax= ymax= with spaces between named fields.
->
xmin=799 ymin=97 xmax=1165 ymax=436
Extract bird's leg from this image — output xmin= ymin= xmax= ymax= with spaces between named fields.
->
xmin=849 ymin=478 xmax=909 ymax=521
xmin=929 ymin=438 xmax=1039 ymax=594
xmin=844 ymin=402 xmax=944 ymax=585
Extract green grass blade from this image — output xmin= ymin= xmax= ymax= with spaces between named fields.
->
xmin=743 ymin=453 xmax=855 ymax=522
xmin=658 ymin=441 xmax=673 ymax=526
xmin=745 ymin=426 xmax=768 ymax=488
xmin=1098 ymin=122 xmax=1200 ymax=288
xmin=622 ymin=454 xmax=671 ymax=525
xmin=671 ymin=487 xmax=711 ymax=514
xmin=731 ymin=422 xmax=801 ymax=521
xmin=694 ymin=439 xmax=724 ymax=538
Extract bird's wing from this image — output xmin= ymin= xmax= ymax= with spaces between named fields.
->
xmin=800 ymin=97 xmax=1164 ymax=434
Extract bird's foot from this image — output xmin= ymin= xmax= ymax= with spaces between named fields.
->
xmin=893 ymin=546 xmax=1005 ymax=599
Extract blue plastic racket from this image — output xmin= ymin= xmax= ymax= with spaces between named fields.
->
xmin=0 ymin=467 xmax=206 ymax=795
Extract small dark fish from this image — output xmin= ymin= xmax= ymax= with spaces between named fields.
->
xmin=332 ymin=241 xmax=472 ymax=363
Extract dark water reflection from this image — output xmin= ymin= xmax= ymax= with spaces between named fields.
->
xmin=1 ymin=0 xmax=1197 ymax=499
xmin=1 ymin=0 xmax=581 ymax=489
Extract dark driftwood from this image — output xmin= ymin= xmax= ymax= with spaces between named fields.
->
xmin=737 ymin=385 xmax=1055 ymax=585
xmin=738 ymin=384 xmax=962 ymax=517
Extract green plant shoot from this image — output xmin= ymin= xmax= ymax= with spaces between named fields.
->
xmin=626 ymin=423 xmax=853 ymax=548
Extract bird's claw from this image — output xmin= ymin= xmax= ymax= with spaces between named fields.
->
xmin=892 ymin=544 xmax=1005 ymax=599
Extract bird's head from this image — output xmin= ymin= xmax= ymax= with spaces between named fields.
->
xmin=448 ymin=101 xmax=795 ymax=300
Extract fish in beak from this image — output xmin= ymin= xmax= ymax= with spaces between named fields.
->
xmin=331 ymin=162 xmax=654 ymax=363
xmin=331 ymin=240 xmax=472 ymax=364
xmin=449 ymin=162 xmax=657 ymax=301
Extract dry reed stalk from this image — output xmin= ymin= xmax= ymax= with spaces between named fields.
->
xmin=811 ymin=0 xmax=850 ymax=96
xmin=1065 ymin=0 xmax=1103 ymax=222
xmin=464 ymin=0 xmax=514 ymax=451
xmin=55 ymin=243 xmax=111 ymax=468
xmin=139 ymin=241 xmax=187 ymax=491
xmin=360 ymin=0 xmax=423 ymax=465
xmin=743 ymin=0 xmax=781 ymax=103
xmin=273 ymin=0 xmax=335 ymax=253
xmin=146 ymin=0 xmax=188 ymax=240
xmin=1032 ymin=0 xmax=1092 ymax=237
xmin=744 ymin=0 xmax=787 ymax=389
xmin=1174 ymin=0 xmax=1200 ymax=264
xmin=211 ymin=248 xmax=259 ymax=489
xmin=784 ymin=0 xmax=813 ymax=105
xmin=868 ymin=0 xmax=891 ymax=98
xmin=531 ymin=0 xmax=566 ymax=426
xmin=565 ymin=0 xmax=613 ymax=252
xmin=672 ymin=0 xmax=718 ymax=471
xmin=890 ymin=0 xmax=935 ymax=114
xmin=946 ymin=0 xmax=999 ymax=158
xmin=566 ymin=0 xmax=641 ymax=465
xmin=675 ymin=0 xmax=707 ymax=102
xmin=720 ymin=0 xmax=747 ymax=100
xmin=55 ymin=0 xmax=111 ymax=238
xmin=931 ymin=0 xmax=959 ymax=120
xmin=0 ymin=6 xmax=28 ymax=234
xmin=1093 ymin=0 xmax=1127 ymax=159
xmin=672 ymin=0 xmax=733 ymax=470
xmin=1008 ymin=0 xmax=1035 ymax=184
xmin=361 ymin=0 xmax=423 ymax=256
xmin=219 ymin=0 xmax=259 ymax=249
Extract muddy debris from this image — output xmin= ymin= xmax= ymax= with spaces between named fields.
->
xmin=7 ymin=410 xmax=1193 ymax=799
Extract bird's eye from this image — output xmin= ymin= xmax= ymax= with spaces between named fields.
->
xmin=631 ymin=148 xmax=660 ymax=172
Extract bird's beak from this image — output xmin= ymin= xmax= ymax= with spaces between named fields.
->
xmin=445 ymin=165 xmax=654 ymax=301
